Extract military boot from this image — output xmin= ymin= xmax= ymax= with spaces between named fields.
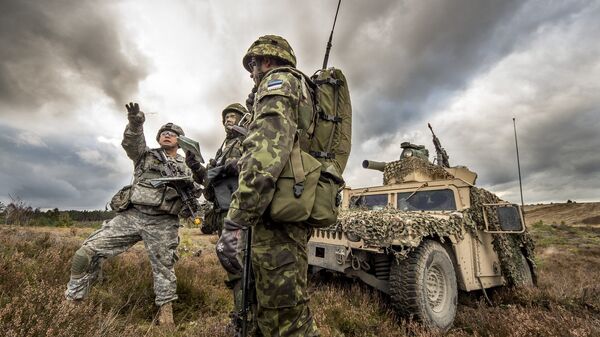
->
xmin=157 ymin=302 xmax=175 ymax=326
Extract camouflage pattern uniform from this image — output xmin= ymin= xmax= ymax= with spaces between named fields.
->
xmin=226 ymin=35 xmax=319 ymax=337
xmin=65 ymin=120 xmax=191 ymax=307
xmin=203 ymin=103 xmax=247 ymax=235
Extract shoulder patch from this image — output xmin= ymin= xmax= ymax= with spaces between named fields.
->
xmin=267 ymin=79 xmax=284 ymax=90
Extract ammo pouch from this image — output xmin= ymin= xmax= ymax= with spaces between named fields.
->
xmin=308 ymin=162 xmax=344 ymax=228
xmin=109 ymin=185 xmax=132 ymax=212
xmin=269 ymin=140 xmax=322 ymax=223
xmin=130 ymin=182 xmax=182 ymax=215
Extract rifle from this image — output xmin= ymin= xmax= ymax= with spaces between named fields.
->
xmin=152 ymin=149 xmax=202 ymax=218
xmin=149 ymin=175 xmax=202 ymax=218
xmin=239 ymin=226 xmax=253 ymax=337
xmin=428 ymin=123 xmax=450 ymax=168
xmin=322 ymin=0 xmax=342 ymax=69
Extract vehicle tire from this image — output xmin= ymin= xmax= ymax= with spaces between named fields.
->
xmin=516 ymin=252 xmax=534 ymax=287
xmin=389 ymin=240 xmax=458 ymax=332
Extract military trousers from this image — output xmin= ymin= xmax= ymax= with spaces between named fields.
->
xmin=65 ymin=208 xmax=180 ymax=306
xmin=251 ymin=220 xmax=319 ymax=337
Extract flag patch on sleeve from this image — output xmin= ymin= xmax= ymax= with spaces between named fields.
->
xmin=267 ymin=79 xmax=283 ymax=90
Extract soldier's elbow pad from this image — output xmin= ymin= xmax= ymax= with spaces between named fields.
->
xmin=71 ymin=246 xmax=95 ymax=278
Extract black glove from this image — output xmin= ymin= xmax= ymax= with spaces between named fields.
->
xmin=216 ymin=219 xmax=246 ymax=275
xmin=185 ymin=151 xmax=202 ymax=171
xmin=125 ymin=102 xmax=145 ymax=125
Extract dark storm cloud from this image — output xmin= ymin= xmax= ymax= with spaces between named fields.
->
xmin=0 ymin=0 xmax=149 ymax=113
xmin=323 ymin=0 xmax=590 ymax=142
xmin=0 ymin=124 xmax=129 ymax=209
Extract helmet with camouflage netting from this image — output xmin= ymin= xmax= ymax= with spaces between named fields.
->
xmin=156 ymin=122 xmax=185 ymax=142
xmin=221 ymin=103 xmax=248 ymax=124
xmin=242 ymin=35 xmax=297 ymax=72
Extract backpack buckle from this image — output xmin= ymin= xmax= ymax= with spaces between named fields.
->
xmin=293 ymin=183 xmax=304 ymax=198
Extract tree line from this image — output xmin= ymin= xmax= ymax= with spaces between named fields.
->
xmin=0 ymin=197 xmax=115 ymax=227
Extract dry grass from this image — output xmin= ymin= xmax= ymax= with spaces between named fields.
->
xmin=1 ymin=215 xmax=599 ymax=336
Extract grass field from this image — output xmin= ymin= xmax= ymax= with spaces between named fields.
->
xmin=1 ymin=203 xmax=599 ymax=337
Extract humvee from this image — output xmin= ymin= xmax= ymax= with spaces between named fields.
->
xmin=308 ymin=137 xmax=536 ymax=331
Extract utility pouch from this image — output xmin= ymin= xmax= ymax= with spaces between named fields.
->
xmin=109 ymin=185 xmax=132 ymax=212
xmin=269 ymin=140 xmax=322 ymax=223
xmin=156 ymin=186 xmax=183 ymax=215
xmin=308 ymin=162 xmax=344 ymax=227
xmin=130 ymin=182 xmax=166 ymax=207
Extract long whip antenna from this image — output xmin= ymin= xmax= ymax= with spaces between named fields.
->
xmin=513 ymin=118 xmax=524 ymax=207
xmin=322 ymin=0 xmax=342 ymax=69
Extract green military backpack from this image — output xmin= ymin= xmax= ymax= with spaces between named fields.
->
xmin=306 ymin=67 xmax=352 ymax=227
xmin=268 ymin=67 xmax=352 ymax=228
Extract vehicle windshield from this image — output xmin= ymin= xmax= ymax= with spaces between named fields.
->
xmin=397 ymin=189 xmax=456 ymax=211
xmin=350 ymin=194 xmax=388 ymax=210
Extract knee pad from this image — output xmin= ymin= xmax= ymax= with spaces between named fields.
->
xmin=71 ymin=246 xmax=95 ymax=277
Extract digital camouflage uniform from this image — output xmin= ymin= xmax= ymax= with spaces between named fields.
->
xmin=65 ymin=121 xmax=191 ymax=307
xmin=227 ymin=37 xmax=319 ymax=336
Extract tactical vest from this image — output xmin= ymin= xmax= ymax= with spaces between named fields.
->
xmin=110 ymin=149 xmax=188 ymax=215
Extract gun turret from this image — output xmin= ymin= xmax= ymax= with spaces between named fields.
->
xmin=362 ymin=160 xmax=387 ymax=172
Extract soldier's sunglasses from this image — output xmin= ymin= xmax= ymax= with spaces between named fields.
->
xmin=160 ymin=131 xmax=178 ymax=138
xmin=247 ymin=57 xmax=261 ymax=70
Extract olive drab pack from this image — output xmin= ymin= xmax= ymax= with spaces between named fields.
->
xmin=260 ymin=66 xmax=351 ymax=228
xmin=305 ymin=67 xmax=352 ymax=227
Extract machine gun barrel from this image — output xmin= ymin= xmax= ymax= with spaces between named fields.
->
xmin=362 ymin=160 xmax=387 ymax=172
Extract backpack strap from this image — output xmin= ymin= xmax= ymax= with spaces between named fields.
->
xmin=289 ymin=134 xmax=306 ymax=198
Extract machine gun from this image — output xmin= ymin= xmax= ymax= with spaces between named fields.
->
xmin=428 ymin=123 xmax=450 ymax=168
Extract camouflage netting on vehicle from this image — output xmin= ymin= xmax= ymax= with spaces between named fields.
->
xmin=383 ymin=157 xmax=454 ymax=185
xmin=330 ymin=208 xmax=464 ymax=259
xmin=467 ymin=187 xmax=538 ymax=286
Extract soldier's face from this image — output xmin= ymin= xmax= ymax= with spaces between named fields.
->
xmin=224 ymin=112 xmax=241 ymax=127
xmin=159 ymin=131 xmax=178 ymax=149
xmin=249 ymin=57 xmax=271 ymax=85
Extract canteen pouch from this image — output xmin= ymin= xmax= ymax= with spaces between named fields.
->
xmin=308 ymin=162 xmax=344 ymax=228
xmin=269 ymin=142 xmax=322 ymax=223
xmin=109 ymin=185 xmax=132 ymax=212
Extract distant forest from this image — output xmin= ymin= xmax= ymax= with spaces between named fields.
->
xmin=0 ymin=198 xmax=114 ymax=227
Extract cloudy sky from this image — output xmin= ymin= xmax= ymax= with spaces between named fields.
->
xmin=1 ymin=0 xmax=599 ymax=210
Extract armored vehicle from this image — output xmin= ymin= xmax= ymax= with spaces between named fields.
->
xmin=307 ymin=132 xmax=536 ymax=331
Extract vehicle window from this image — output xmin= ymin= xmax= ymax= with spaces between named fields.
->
xmin=350 ymin=194 xmax=388 ymax=210
xmin=397 ymin=189 xmax=456 ymax=211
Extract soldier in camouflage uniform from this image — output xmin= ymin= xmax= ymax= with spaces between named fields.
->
xmin=201 ymin=103 xmax=247 ymax=236
xmin=216 ymin=35 xmax=320 ymax=337
xmin=65 ymin=102 xmax=199 ymax=326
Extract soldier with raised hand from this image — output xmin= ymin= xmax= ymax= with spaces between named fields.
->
xmin=65 ymin=102 xmax=200 ymax=327
xmin=216 ymin=35 xmax=320 ymax=336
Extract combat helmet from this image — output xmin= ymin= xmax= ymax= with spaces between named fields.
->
xmin=156 ymin=122 xmax=185 ymax=142
xmin=242 ymin=35 xmax=297 ymax=72
xmin=221 ymin=103 xmax=248 ymax=124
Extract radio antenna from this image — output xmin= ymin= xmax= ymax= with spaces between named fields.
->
xmin=322 ymin=0 xmax=342 ymax=69
xmin=513 ymin=118 xmax=524 ymax=207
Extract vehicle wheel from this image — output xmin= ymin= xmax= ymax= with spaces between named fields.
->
xmin=516 ymin=252 xmax=534 ymax=287
xmin=389 ymin=240 xmax=458 ymax=332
